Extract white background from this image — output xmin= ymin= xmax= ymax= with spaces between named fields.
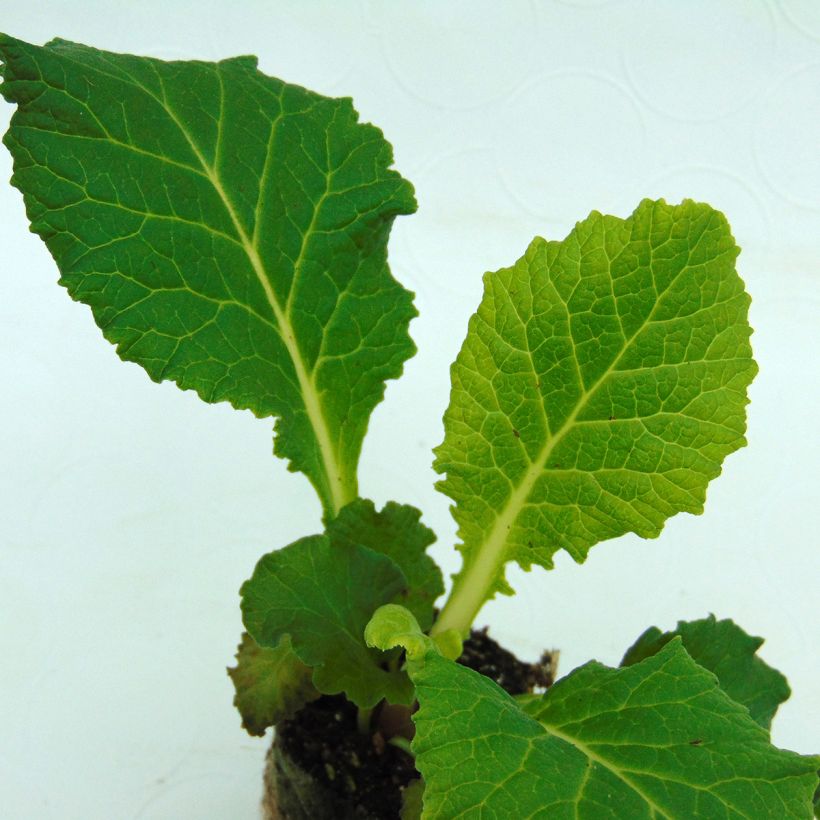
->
xmin=1 ymin=2 xmax=818 ymax=818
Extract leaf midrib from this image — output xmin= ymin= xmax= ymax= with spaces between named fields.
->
xmin=492 ymin=234 xmax=710 ymax=550
xmin=433 ymin=217 xmax=715 ymax=636
xmin=535 ymin=720 xmax=673 ymax=818
xmin=425 ymin=684 xmax=672 ymax=818
xmin=47 ymin=47 xmax=350 ymax=516
xmin=148 ymin=66 xmax=349 ymax=516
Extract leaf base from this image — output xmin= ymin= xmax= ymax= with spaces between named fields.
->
xmin=264 ymin=629 xmax=556 ymax=818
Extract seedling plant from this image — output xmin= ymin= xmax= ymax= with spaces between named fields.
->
xmin=1 ymin=34 xmax=817 ymax=819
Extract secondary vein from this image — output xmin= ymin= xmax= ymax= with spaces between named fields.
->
xmin=143 ymin=67 xmax=349 ymax=516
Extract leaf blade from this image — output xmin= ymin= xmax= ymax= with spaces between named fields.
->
xmin=228 ymin=632 xmax=319 ymax=737
xmin=326 ymin=499 xmax=443 ymax=630
xmin=621 ymin=615 xmax=791 ymax=730
xmin=0 ymin=34 xmax=417 ymax=516
xmin=366 ymin=610 xmax=819 ymax=819
xmin=241 ymin=535 xmax=414 ymax=708
xmin=434 ymin=199 xmax=758 ymax=632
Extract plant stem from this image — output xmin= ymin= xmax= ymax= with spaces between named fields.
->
xmin=388 ymin=736 xmax=413 ymax=756
xmin=434 ymin=340 xmax=632 ymax=638
xmin=356 ymin=706 xmax=373 ymax=735
xmin=430 ymin=574 xmax=479 ymax=638
xmin=429 ymin=473 xmax=536 ymax=638
xmin=431 ymin=550 xmax=505 ymax=638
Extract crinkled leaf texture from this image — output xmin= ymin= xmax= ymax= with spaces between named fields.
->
xmin=433 ymin=199 xmax=757 ymax=630
xmin=0 ymin=35 xmax=417 ymax=517
xmin=622 ymin=615 xmax=790 ymax=731
xmin=326 ymin=499 xmax=443 ymax=630
xmin=228 ymin=632 xmax=318 ymax=737
xmin=239 ymin=500 xmax=440 ymax=710
xmin=241 ymin=533 xmax=414 ymax=708
xmin=367 ymin=608 xmax=819 ymax=819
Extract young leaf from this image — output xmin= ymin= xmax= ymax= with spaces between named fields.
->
xmin=228 ymin=632 xmax=319 ymax=737
xmin=400 ymin=778 xmax=424 ymax=820
xmin=0 ymin=35 xmax=417 ymax=518
xmin=367 ymin=606 xmax=820 ymax=819
xmin=326 ymin=499 xmax=443 ymax=630
xmin=241 ymin=535 xmax=414 ymax=708
xmin=433 ymin=199 xmax=757 ymax=635
xmin=622 ymin=614 xmax=791 ymax=730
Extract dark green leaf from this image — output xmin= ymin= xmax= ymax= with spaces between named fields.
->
xmin=326 ymin=499 xmax=443 ymax=630
xmin=368 ymin=605 xmax=819 ymax=819
xmin=622 ymin=614 xmax=790 ymax=729
xmin=0 ymin=34 xmax=417 ymax=517
xmin=241 ymin=535 xmax=413 ymax=708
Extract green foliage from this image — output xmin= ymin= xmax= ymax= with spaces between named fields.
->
xmin=0 ymin=33 xmax=417 ymax=518
xmin=369 ymin=606 xmax=820 ymax=819
xmin=241 ymin=534 xmax=414 ymax=708
xmin=326 ymin=499 xmax=443 ymax=630
xmin=622 ymin=614 xmax=791 ymax=730
xmin=400 ymin=778 xmax=425 ymax=820
xmin=2 ymin=33 xmax=815 ymax=819
xmin=433 ymin=199 xmax=757 ymax=635
xmin=239 ymin=501 xmax=443 ymax=708
xmin=365 ymin=603 xmax=430 ymax=660
xmin=228 ymin=632 xmax=318 ymax=736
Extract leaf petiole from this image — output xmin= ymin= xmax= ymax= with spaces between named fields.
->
xmin=431 ymin=557 xmax=496 ymax=638
xmin=387 ymin=735 xmax=413 ymax=756
xmin=356 ymin=706 xmax=373 ymax=735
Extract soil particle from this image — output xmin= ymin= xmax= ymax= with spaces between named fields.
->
xmin=457 ymin=626 xmax=555 ymax=694
xmin=271 ymin=694 xmax=416 ymax=819
xmin=267 ymin=627 xmax=555 ymax=819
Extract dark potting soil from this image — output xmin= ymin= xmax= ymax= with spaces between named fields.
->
xmin=269 ymin=627 xmax=555 ymax=819
xmin=457 ymin=626 xmax=555 ymax=694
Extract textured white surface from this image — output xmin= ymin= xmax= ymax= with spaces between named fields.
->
xmin=0 ymin=3 xmax=818 ymax=818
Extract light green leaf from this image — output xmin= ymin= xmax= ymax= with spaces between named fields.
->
xmin=400 ymin=778 xmax=425 ymax=820
xmin=0 ymin=35 xmax=417 ymax=517
xmin=386 ymin=633 xmax=819 ymax=818
xmin=622 ymin=615 xmax=791 ymax=730
xmin=227 ymin=632 xmax=319 ymax=737
xmin=326 ymin=499 xmax=443 ymax=630
xmin=365 ymin=603 xmax=430 ymax=661
xmin=433 ymin=199 xmax=757 ymax=635
xmin=241 ymin=535 xmax=414 ymax=708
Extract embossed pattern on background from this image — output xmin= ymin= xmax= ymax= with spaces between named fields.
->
xmin=0 ymin=3 xmax=817 ymax=818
